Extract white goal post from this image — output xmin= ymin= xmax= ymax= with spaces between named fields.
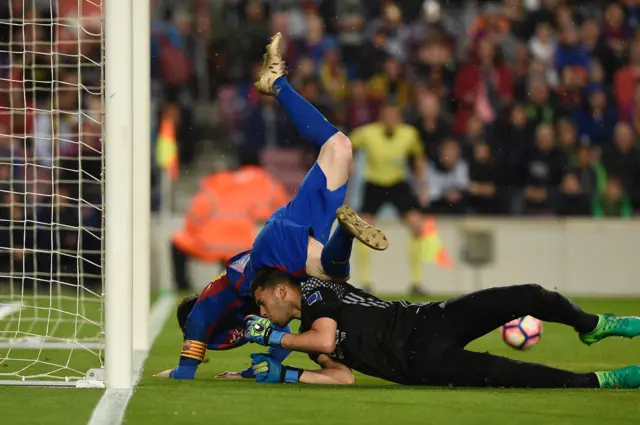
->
xmin=0 ymin=0 xmax=150 ymax=389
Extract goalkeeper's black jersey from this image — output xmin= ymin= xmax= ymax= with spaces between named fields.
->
xmin=299 ymin=277 xmax=435 ymax=385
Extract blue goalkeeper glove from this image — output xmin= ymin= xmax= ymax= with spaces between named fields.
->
xmin=240 ymin=365 xmax=255 ymax=378
xmin=250 ymin=353 xmax=302 ymax=384
xmin=245 ymin=315 xmax=285 ymax=347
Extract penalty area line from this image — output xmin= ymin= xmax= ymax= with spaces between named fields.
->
xmin=86 ymin=294 xmax=176 ymax=425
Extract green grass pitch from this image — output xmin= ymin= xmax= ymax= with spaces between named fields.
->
xmin=1 ymin=297 xmax=639 ymax=425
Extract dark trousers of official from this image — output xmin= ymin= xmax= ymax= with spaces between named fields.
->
xmin=171 ymin=242 xmax=227 ymax=291
xmin=412 ymin=284 xmax=600 ymax=388
xmin=171 ymin=242 xmax=192 ymax=291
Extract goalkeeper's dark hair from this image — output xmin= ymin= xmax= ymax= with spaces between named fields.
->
xmin=250 ymin=267 xmax=298 ymax=297
xmin=177 ymin=294 xmax=199 ymax=332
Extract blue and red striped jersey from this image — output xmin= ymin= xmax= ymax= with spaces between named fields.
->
xmin=178 ymin=251 xmax=291 ymax=374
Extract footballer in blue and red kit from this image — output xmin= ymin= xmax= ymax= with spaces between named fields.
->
xmin=169 ymin=251 xmax=292 ymax=379
xmin=159 ymin=34 xmax=385 ymax=379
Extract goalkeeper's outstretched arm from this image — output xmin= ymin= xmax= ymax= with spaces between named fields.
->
xmin=250 ymin=352 xmax=354 ymax=385
xmin=299 ymin=354 xmax=354 ymax=385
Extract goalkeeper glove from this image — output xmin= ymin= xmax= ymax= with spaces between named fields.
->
xmin=240 ymin=365 xmax=255 ymax=378
xmin=245 ymin=315 xmax=285 ymax=347
xmin=250 ymin=353 xmax=302 ymax=384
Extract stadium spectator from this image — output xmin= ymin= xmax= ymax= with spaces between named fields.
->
xmin=452 ymin=36 xmax=513 ymax=135
xmin=365 ymin=3 xmax=410 ymax=64
xmin=621 ymin=84 xmax=640 ymax=133
xmin=602 ymin=2 xmax=633 ymax=66
xmin=512 ymin=45 xmax=534 ymax=101
xmin=151 ymin=6 xmax=198 ymax=165
xmin=239 ymin=94 xmax=297 ymax=165
xmin=367 ymin=57 xmax=412 ymax=110
xmin=357 ymin=28 xmax=390 ymax=80
xmin=334 ymin=0 xmax=366 ymax=77
xmin=492 ymin=104 xmax=530 ymax=162
xmin=412 ymin=35 xmax=456 ymax=109
xmin=556 ymin=118 xmax=578 ymax=163
xmin=32 ymin=69 xmax=81 ymax=168
xmin=7 ymin=0 xmax=640 ymax=275
xmin=601 ymin=122 xmax=640 ymax=206
xmin=503 ymin=0 xmax=534 ymax=41
xmin=427 ymin=138 xmax=469 ymax=214
xmin=555 ymin=25 xmax=590 ymax=72
xmin=613 ymin=38 xmax=640 ymax=111
xmin=466 ymin=141 xmax=503 ymax=214
xmin=529 ymin=23 xmax=557 ymax=76
xmin=459 ymin=114 xmax=487 ymax=158
xmin=589 ymin=60 xmax=608 ymax=88
xmin=525 ymin=77 xmax=558 ymax=130
xmin=346 ymin=80 xmax=378 ymax=130
xmin=592 ymin=177 xmax=633 ymax=218
xmin=0 ymin=191 xmax=30 ymax=277
xmin=556 ymin=64 xmax=587 ymax=112
xmin=573 ymin=144 xmax=606 ymax=198
xmin=572 ymin=85 xmax=618 ymax=148
xmin=289 ymin=56 xmax=317 ymax=90
xmin=580 ymin=18 xmax=613 ymax=82
xmin=513 ymin=123 xmax=567 ymax=215
xmin=410 ymin=90 xmax=451 ymax=161
xmin=555 ymin=171 xmax=592 ymax=216
xmin=319 ymin=41 xmax=348 ymax=103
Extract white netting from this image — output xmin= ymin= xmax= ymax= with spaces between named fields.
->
xmin=0 ymin=0 xmax=104 ymax=383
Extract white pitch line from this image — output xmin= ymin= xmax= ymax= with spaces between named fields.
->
xmin=87 ymin=294 xmax=176 ymax=425
xmin=0 ymin=302 xmax=21 ymax=320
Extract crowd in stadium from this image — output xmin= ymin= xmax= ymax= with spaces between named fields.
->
xmin=191 ymin=0 xmax=640 ymax=217
xmin=0 ymin=1 xmax=103 ymax=282
xmin=2 ymin=0 xmax=640 ymax=283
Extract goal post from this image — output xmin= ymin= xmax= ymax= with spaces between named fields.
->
xmin=104 ymin=0 xmax=134 ymax=390
xmin=0 ymin=0 xmax=151 ymax=389
xmin=132 ymin=0 xmax=151 ymax=355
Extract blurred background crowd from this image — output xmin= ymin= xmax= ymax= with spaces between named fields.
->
xmin=166 ymin=0 xmax=640 ymax=218
xmin=1 ymin=0 xmax=640 ymax=288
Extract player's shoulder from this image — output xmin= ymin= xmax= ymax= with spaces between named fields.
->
xmin=301 ymin=277 xmax=351 ymax=302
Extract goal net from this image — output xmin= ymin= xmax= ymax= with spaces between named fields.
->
xmin=0 ymin=0 xmax=104 ymax=385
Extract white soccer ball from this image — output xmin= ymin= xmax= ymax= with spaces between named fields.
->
xmin=500 ymin=316 xmax=543 ymax=350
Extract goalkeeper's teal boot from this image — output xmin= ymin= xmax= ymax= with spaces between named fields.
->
xmin=579 ymin=313 xmax=640 ymax=345
xmin=595 ymin=366 xmax=640 ymax=389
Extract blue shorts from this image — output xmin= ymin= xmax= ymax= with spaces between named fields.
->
xmin=251 ymin=162 xmax=347 ymax=277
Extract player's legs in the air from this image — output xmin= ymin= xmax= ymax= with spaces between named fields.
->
xmin=326 ymin=205 xmax=388 ymax=279
xmin=253 ymin=33 xmax=386 ymax=279
xmin=413 ymin=284 xmax=640 ymax=388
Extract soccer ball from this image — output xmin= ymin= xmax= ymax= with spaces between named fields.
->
xmin=500 ymin=316 xmax=543 ymax=350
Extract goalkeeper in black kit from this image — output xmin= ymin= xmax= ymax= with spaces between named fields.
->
xmin=244 ymin=269 xmax=640 ymax=388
